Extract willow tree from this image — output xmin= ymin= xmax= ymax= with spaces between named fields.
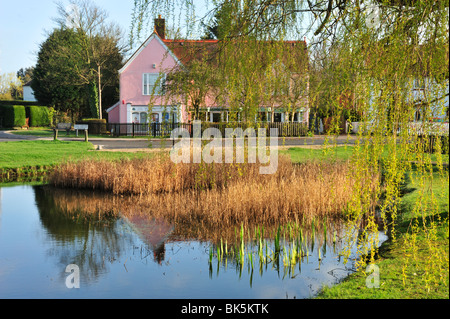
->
xmin=162 ymin=42 xmax=220 ymax=122
xmin=216 ymin=38 xmax=268 ymax=124
xmin=131 ymin=0 xmax=449 ymax=294
xmin=309 ymin=42 xmax=358 ymax=133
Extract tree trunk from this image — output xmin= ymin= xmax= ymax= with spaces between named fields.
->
xmin=98 ymin=65 xmax=102 ymax=120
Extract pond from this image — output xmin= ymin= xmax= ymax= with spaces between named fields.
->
xmin=0 ymin=185 xmax=387 ymax=299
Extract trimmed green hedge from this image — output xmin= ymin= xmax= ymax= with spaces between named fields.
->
xmin=25 ymin=105 xmax=52 ymax=127
xmin=0 ymin=104 xmax=52 ymax=128
xmin=0 ymin=100 xmax=45 ymax=107
xmin=77 ymin=118 xmax=107 ymax=134
xmin=0 ymin=105 xmax=26 ymax=128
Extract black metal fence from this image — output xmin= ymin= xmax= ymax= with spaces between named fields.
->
xmin=417 ymin=134 xmax=449 ymax=154
xmin=105 ymin=122 xmax=309 ymax=138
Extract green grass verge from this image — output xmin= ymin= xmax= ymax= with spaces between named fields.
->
xmin=283 ymin=145 xmax=448 ymax=164
xmin=317 ymin=169 xmax=449 ymax=299
xmin=282 ymin=145 xmax=355 ymax=163
xmin=9 ymin=127 xmax=163 ymax=139
xmin=0 ymin=140 xmax=155 ymax=171
xmin=5 ymin=127 xmax=54 ymax=136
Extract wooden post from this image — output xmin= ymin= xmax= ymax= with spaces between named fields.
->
xmin=84 ymin=129 xmax=88 ymax=143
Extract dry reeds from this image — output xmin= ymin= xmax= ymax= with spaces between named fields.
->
xmin=127 ymin=161 xmax=354 ymax=226
xmin=47 ymin=154 xmax=362 ymax=227
xmin=49 ymin=153 xmax=293 ymax=195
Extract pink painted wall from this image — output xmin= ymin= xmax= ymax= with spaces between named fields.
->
xmin=107 ymin=103 xmax=120 ymax=123
xmin=118 ymin=35 xmax=182 ymax=123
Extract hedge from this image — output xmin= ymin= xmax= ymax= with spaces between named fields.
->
xmin=0 ymin=100 xmax=46 ymax=107
xmin=76 ymin=118 xmax=107 ymax=134
xmin=0 ymin=105 xmax=26 ymax=128
xmin=25 ymin=105 xmax=52 ymax=127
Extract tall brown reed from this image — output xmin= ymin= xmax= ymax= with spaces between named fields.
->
xmin=49 ymin=153 xmax=293 ymax=195
xmin=44 ymin=185 xmax=347 ymax=244
xmin=47 ymin=155 xmax=361 ymax=228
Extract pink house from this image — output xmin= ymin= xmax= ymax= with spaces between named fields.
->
xmin=107 ymin=17 xmax=310 ymax=130
xmin=107 ymin=16 xmax=184 ymax=126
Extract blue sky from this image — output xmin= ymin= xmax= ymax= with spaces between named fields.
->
xmin=0 ymin=0 xmax=211 ymax=76
xmin=0 ymin=1 xmax=139 ymax=75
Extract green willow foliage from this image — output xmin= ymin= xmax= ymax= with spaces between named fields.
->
xmin=132 ymin=0 xmax=449 ymax=292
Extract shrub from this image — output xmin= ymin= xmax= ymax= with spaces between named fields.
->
xmin=0 ymin=105 xmax=26 ymax=127
xmin=0 ymin=100 xmax=45 ymax=107
xmin=26 ymin=105 xmax=52 ymax=127
xmin=77 ymin=118 xmax=107 ymax=134
xmin=0 ymin=106 xmax=7 ymax=127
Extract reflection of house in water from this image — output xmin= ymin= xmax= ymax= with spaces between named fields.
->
xmin=38 ymin=185 xmax=177 ymax=265
xmin=124 ymin=215 xmax=174 ymax=265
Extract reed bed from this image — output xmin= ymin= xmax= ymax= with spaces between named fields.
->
xmin=136 ymin=163 xmax=354 ymax=226
xmin=45 ymin=156 xmax=382 ymax=282
xmin=43 ymin=185 xmax=349 ymax=250
xmin=49 ymin=153 xmax=293 ymax=195
xmin=47 ymin=154 xmax=364 ymax=227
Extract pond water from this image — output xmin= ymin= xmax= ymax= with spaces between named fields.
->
xmin=0 ymin=185 xmax=387 ymax=299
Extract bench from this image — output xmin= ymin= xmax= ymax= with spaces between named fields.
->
xmin=53 ymin=123 xmax=71 ymax=140
xmin=52 ymin=123 xmax=90 ymax=142
xmin=56 ymin=123 xmax=72 ymax=134
xmin=74 ymin=124 xmax=89 ymax=137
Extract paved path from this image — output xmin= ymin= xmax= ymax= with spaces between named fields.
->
xmin=0 ymin=130 xmax=41 ymax=141
xmin=0 ymin=130 xmax=357 ymax=151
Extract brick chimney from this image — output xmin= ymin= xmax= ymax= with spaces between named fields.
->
xmin=154 ymin=15 xmax=165 ymax=39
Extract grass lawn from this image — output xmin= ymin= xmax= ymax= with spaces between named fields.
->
xmin=282 ymin=145 xmax=355 ymax=163
xmin=0 ymin=140 xmax=156 ymax=171
xmin=9 ymin=127 xmax=115 ymax=139
xmin=283 ymin=145 xmax=449 ymax=164
xmin=317 ymin=169 xmax=449 ymax=299
xmin=7 ymin=127 xmax=55 ymax=137
xmin=9 ymin=127 xmax=160 ymax=139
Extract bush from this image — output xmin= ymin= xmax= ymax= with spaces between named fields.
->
xmin=26 ymin=106 xmax=52 ymax=127
xmin=0 ymin=105 xmax=26 ymax=128
xmin=0 ymin=100 xmax=45 ymax=107
xmin=77 ymin=118 xmax=107 ymax=134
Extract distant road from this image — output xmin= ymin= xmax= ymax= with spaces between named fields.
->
xmin=90 ymin=136 xmax=357 ymax=150
xmin=0 ymin=130 xmax=357 ymax=150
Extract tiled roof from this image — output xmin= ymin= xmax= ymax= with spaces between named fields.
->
xmin=163 ymin=39 xmax=220 ymax=65
xmin=163 ymin=37 xmax=308 ymax=71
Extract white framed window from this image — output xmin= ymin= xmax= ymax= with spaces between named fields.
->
xmin=413 ymin=78 xmax=426 ymax=90
xmin=143 ymin=73 xmax=165 ymax=96
xmin=151 ymin=113 xmax=160 ymax=123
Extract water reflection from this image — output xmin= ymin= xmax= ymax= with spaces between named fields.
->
xmin=34 ymin=186 xmax=140 ymax=284
xmin=35 ymin=186 xmax=177 ymax=263
xmin=0 ymin=185 xmax=387 ymax=298
xmin=37 ymin=185 xmax=386 ymax=281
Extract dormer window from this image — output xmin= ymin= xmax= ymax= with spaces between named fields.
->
xmin=143 ymin=73 xmax=165 ymax=95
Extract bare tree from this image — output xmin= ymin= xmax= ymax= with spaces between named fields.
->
xmin=55 ymin=0 xmax=128 ymax=119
